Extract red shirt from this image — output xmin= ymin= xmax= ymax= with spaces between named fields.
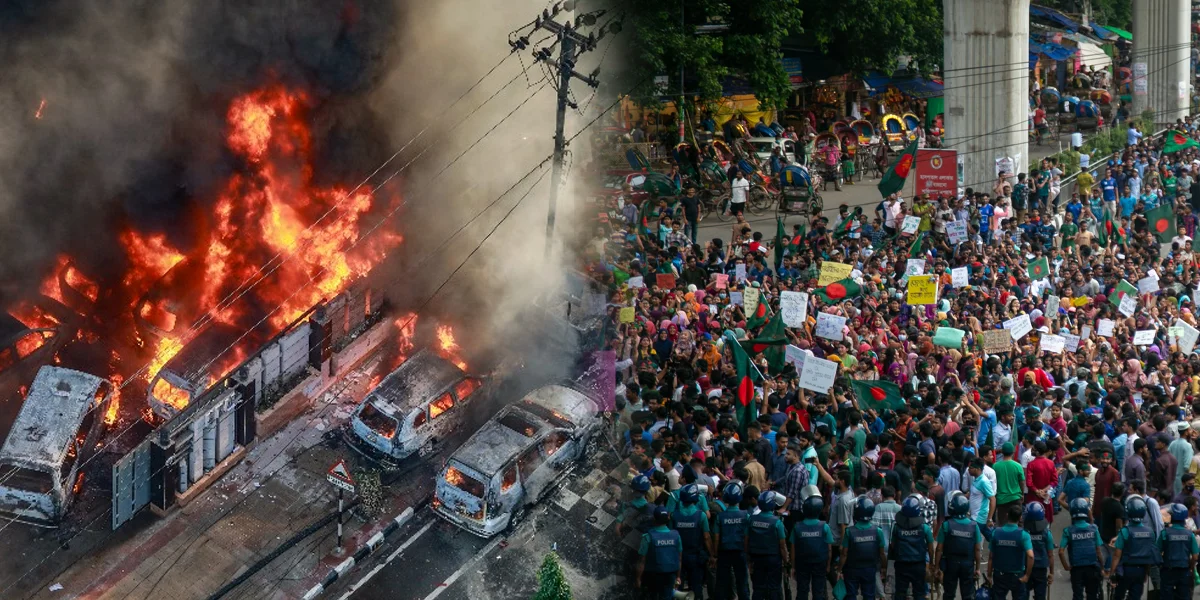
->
xmin=1025 ymin=456 xmax=1059 ymax=521
xmin=1093 ymin=465 xmax=1120 ymax=507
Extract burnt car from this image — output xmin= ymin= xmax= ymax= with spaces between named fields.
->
xmin=433 ymin=383 xmax=600 ymax=537
xmin=347 ymin=350 xmax=487 ymax=461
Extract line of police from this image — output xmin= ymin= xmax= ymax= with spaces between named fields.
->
xmin=631 ymin=474 xmax=1200 ymax=600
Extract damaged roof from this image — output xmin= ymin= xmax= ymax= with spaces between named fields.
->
xmin=0 ymin=367 xmax=107 ymax=470
xmin=452 ymin=418 xmax=540 ymax=476
xmin=521 ymin=384 xmax=596 ymax=425
xmin=367 ymin=349 xmax=464 ymax=418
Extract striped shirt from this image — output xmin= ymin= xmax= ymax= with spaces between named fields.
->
xmin=872 ymin=499 xmax=902 ymax=541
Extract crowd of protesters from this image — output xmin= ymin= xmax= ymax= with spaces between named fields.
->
xmin=582 ymin=115 xmax=1200 ymax=600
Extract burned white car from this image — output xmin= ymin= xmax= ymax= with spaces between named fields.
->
xmin=347 ymin=350 xmax=486 ymax=461
xmin=433 ymin=383 xmax=600 ymax=537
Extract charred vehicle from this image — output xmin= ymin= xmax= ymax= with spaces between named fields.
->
xmin=347 ymin=350 xmax=487 ymax=461
xmin=0 ymin=366 xmax=112 ymax=526
xmin=433 ymin=383 xmax=600 ymax=537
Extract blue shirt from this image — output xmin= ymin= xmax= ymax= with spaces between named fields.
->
xmin=1141 ymin=193 xmax=1158 ymax=211
xmin=1127 ymin=128 xmax=1143 ymax=145
xmin=1066 ymin=201 xmax=1083 ymax=223
xmin=979 ymin=204 xmax=994 ymax=232
xmin=1101 ymin=177 xmax=1118 ymax=201
xmin=1064 ymin=476 xmax=1091 ymax=503
xmin=1120 ymin=195 xmax=1137 ymax=218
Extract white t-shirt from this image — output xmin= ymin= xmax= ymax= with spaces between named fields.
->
xmin=731 ymin=177 xmax=749 ymax=204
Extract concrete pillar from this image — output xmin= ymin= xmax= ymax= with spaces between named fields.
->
xmin=1131 ymin=0 xmax=1189 ymax=125
xmin=943 ymin=0 xmax=1030 ymax=192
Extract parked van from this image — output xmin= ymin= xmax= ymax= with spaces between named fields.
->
xmin=0 ymin=366 xmax=112 ymax=526
xmin=347 ymin=350 xmax=486 ymax=461
xmin=433 ymin=383 xmax=599 ymax=537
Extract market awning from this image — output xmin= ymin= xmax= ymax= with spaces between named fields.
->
xmin=1104 ymin=25 xmax=1132 ymax=40
xmin=863 ymin=72 xmax=944 ymax=99
xmin=1089 ymin=22 xmax=1118 ymax=41
xmin=1030 ymin=40 xmax=1076 ymax=61
xmin=1030 ymin=5 xmax=1081 ymax=32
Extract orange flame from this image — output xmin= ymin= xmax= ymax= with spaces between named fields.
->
xmin=105 ymin=373 xmax=123 ymax=426
xmin=151 ymin=377 xmax=191 ymax=412
xmin=8 ymin=304 xmax=58 ymax=329
xmin=34 ymin=99 xmax=46 ymax=120
xmin=436 ymin=324 xmax=467 ymax=371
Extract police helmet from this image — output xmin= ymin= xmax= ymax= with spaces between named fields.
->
xmin=802 ymin=495 xmax=825 ymax=519
xmin=897 ymin=495 xmax=924 ymax=528
xmin=631 ymin=474 xmax=651 ymax=493
xmin=1169 ymin=503 xmax=1189 ymax=524
xmin=1068 ymin=498 xmax=1091 ymax=520
xmin=758 ymin=490 xmax=784 ymax=512
xmin=679 ymin=484 xmax=700 ymax=505
xmin=1125 ymin=496 xmax=1148 ymax=522
xmin=948 ymin=492 xmax=970 ymax=519
xmin=1023 ymin=502 xmax=1047 ymax=533
xmin=722 ymin=481 xmax=745 ymax=505
xmin=853 ymin=496 xmax=876 ymax=522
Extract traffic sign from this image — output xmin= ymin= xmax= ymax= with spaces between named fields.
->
xmin=327 ymin=459 xmax=355 ymax=493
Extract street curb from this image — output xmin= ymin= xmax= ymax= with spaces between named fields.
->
xmin=301 ymin=507 xmax=416 ymax=599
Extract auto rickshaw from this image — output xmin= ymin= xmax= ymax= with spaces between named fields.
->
xmin=777 ymin=165 xmax=822 ymax=217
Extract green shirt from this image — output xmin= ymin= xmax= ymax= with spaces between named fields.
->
xmin=993 ymin=459 xmax=1026 ymax=505
xmin=851 ymin=428 xmax=867 ymax=457
xmin=1059 ymin=222 xmax=1078 ymax=247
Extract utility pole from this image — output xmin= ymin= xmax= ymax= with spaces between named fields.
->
xmin=512 ymin=2 xmax=613 ymax=256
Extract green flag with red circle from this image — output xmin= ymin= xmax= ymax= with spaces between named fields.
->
xmin=1026 ymin=256 xmax=1050 ymax=281
xmin=1163 ymin=130 xmax=1200 ymax=154
xmin=851 ymin=379 xmax=905 ymax=413
xmin=813 ymin=278 xmax=863 ymax=304
xmin=1145 ymin=203 xmax=1177 ymax=243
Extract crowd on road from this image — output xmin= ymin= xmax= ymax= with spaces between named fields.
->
xmin=583 ymin=114 xmax=1200 ymax=600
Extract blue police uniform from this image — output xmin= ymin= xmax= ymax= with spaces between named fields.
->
xmin=989 ymin=524 xmax=1033 ymax=600
xmin=891 ymin=523 xmax=933 ymax=600
xmin=937 ymin=518 xmax=981 ymax=600
xmin=747 ymin=512 xmax=787 ymax=599
xmin=715 ymin=507 xmax=752 ymax=600
xmin=1157 ymin=525 xmax=1199 ymax=600
xmin=842 ymin=523 xmax=887 ymax=600
xmin=1059 ymin=521 xmax=1102 ymax=600
xmin=790 ymin=519 xmax=834 ymax=600
xmin=1023 ymin=526 xmax=1055 ymax=600
xmin=1112 ymin=524 xmax=1156 ymax=600
xmin=640 ymin=525 xmax=683 ymax=600
xmin=673 ymin=505 xmax=711 ymax=600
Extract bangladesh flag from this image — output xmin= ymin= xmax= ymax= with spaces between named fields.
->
xmin=774 ymin=217 xmax=786 ymax=271
xmin=851 ymin=380 xmax=906 ymax=413
xmin=834 ymin=207 xmax=863 ymax=239
xmin=746 ymin=299 xmax=769 ymax=330
xmin=908 ymin=231 xmax=926 ymax=258
xmin=813 ymin=278 xmax=863 ymax=304
xmin=1026 ymin=256 xmax=1050 ymax=280
xmin=723 ymin=331 xmax=761 ymax=431
xmin=878 ymin=139 xmax=920 ymax=198
xmin=1146 ymin=204 xmax=1177 ymax=243
xmin=742 ymin=312 xmax=788 ymax=373
xmin=1163 ymin=130 xmax=1200 ymax=154
xmin=1108 ymin=279 xmax=1138 ymax=307
xmin=1096 ymin=209 xmax=1113 ymax=247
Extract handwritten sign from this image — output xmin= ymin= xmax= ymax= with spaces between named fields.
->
xmin=818 ymin=261 xmax=854 ymax=286
xmin=1040 ymin=334 xmax=1066 ymax=354
xmin=982 ymin=330 xmax=1013 ymax=353
xmin=627 ymin=276 xmax=645 ymax=288
xmin=907 ymin=275 xmax=938 ymax=305
xmin=951 ymin=267 xmax=969 ymax=288
xmin=1137 ymin=276 xmax=1159 ymax=295
xmin=815 ymin=312 xmax=847 ymax=341
xmin=1004 ymin=314 xmax=1033 ymax=341
xmin=900 ymin=216 xmax=921 ymax=235
xmin=1118 ymin=295 xmax=1137 ymax=318
xmin=656 ymin=273 xmax=676 ymax=290
xmin=905 ymin=259 xmax=926 ymax=277
xmin=743 ymin=287 xmax=761 ymax=317
xmin=1046 ymin=295 xmax=1060 ymax=316
xmin=1064 ymin=334 xmax=1081 ymax=353
xmin=1080 ymin=325 xmax=1092 ymax=340
xmin=946 ymin=220 xmax=968 ymax=245
xmin=618 ymin=307 xmax=635 ymax=323
xmin=799 ymin=356 xmax=839 ymax=394
xmin=785 ymin=345 xmax=808 ymax=377
xmin=729 ymin=291 xmax=743 ymax=306
xmin=1132 ymin=330 xmax=1156 ymax=346
xmin=735 ymin=264 xmax=747 ymax=282
xmin=780 ymin=291 xmax=809 ymax=327
xmin=1097 ymin=319 xmax=1115 ymax=337
xmin=1175 ymin=319 xmax=1200 ymax=354
xmin=714 ymin=273 xmax=729 ymax=289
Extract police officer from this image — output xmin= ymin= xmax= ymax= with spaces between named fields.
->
xmin=638 ymin=506 xmax=683 ymax=600
xmin=618 ymin=474 xmax=658 ymax=538
xmin=1108 ymin=496 xmax=1156 ymax=600
xmin=713 ymin=482 xmax=752 ymax=600
xmin=1022 ymin=501 xmax=1055 ymax=600
xmin=934 ymin=492 xmax=982 ymax=600
xmin=1057 ymin=498 xmax=1103 ymax=600
xmin=1157 ymin=503 xmax=1199 ymax=600
xmin=789 ymin=495 xmax=834 ymax=600
xmin=988 ymin=504 xmax=1034 ymax=600
xmin=837 ymin=496 xmax=887 ymax=600
xmin=889 ymin=495 xmax=934 ymax=600
xmin=674 ymin=483 xmax=715 ymax=600
xmin=747 ymin=491 xmax=789 ymax=600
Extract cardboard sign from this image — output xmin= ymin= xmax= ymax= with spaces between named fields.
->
xmin=905 ymin=259 xmax=926 ymax=277
xmin=815 ymin=312 xmax=846 ymax=341
xmin=946 ymin=220 xmax=969 ymax=246
xmin=743 ymin=287 xmax=761 ymax=317
xmin=1118 ymin=295 xmax=1137 ymax=318
xmin=714 ymin=273 xmax=729 ymax=289
xmin=785 ymin=345 xmax=808 ymax=377
xmin=1046 ymin=295 xmax=1060 ymax=316
xmin=1097 ymin=319 xmax=1115 ymax=337
xmin=1004 ymin=314 xmax=1033 ymax=340
xmin=730 ymin=291 xmax=743 ymax=306
xmin=618 ymin=307 xmax=635 ymax=323
xmin=780 ymin=291 xmax=809 ymax=328
xmin=907 ymin=275 xmax=939 ymax=305
xmin=982 ymin=329 xmax=1013 ymax=353
xmin=900 ymin=216 xmax=921 ymax=234
xmin=656 ymin=273 xmax=676 ymax=290
xmin=1132 ymin=329 xmax=1156 ymax=346
xmin=1080 ymin=325 xmax=1092 ymax=340
xmin=951 ymin=266 xmax=969 ymax=288
xmin=915 ymin=149 xmax=959 ymax=197
xmin=1175 ymin=319 xmax=1200 ymax=354
xmin=735 ymin=263 xmax=747 ymax=282
xmin=1137 ymin=276 xmax=1159 ymax=295
xmin=818 ymin=261 xmax=854 ymax=287
xmin=627 ymin=276 xmax=645 ymax=288
xmin=799 ymin=355 xmax=839 ymax=394
xmin=1040 ymin=334 xmax=1066 ymax=354
xmin=1064 ymin=334 xmax=1081 ymax=353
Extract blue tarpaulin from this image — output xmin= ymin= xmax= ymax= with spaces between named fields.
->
xmin=863 ymin=72 xmax=944 ymax=98
xmin=1089 ymin=21 xmax=1118 ymax=41
xmin=1030 ymin=40 xmax=1076 ymax=61
xmin=1030 ymin=5 xmax=1080 ymax=31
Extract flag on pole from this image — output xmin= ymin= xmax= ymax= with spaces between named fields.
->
xmin=1163 ymin=130 xmax=1200 ymax=154
xmin=1026 ymin=256 xmax=1050 ymax=280
xmin=813 ymin=278 xmax=863 ymax=304
xmin=877 ymin=139 xmax=920 ymax=198
xmin=1145 ymin=204 xmax=1177 ymax=243
xmin=851 ymin=380 xmax=906 ymax=412
xmin=746 ymin=299 xmax=769 ymax=330
xmin=723 ymin=331 xmax=762 ymax=431
xmin=743 ymin=312 xmax=788 ymax=373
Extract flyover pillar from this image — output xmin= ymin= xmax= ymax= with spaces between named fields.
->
xmin=943 ymin=0 xmax=1029 ymax=192
xmin=1131 ymin=0 xmax=1189 ymax=125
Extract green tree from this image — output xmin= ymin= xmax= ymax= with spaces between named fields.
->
xmin=532 ymin=552 xmax=572 ymax=600
xmin=800 ymin=0 xmax=943 ymax=75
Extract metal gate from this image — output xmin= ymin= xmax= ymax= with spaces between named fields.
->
xmin=112 ymin=437 xmax=153 ymax=529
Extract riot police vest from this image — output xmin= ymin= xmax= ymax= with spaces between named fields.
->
xmin=747 ymin=513 xmax=782 ymax=556
xmin=893 ymin=526 xmax=928 ymax=563
xmin=990 ymin=526 xmax=1026 ymax=574
xmin=1028 ymin=530 xmax=1050 ymax=569
xmin=1066 ymin=523 xmax=1099 ymax=567
xmin=943 ymin=519 xmax=978 ymax=562
xmin=645 ymin=528 xmax=682 ymax=573
xmin=791 ymin=520 xmax=831 ymax=566
xmin=845 ymin=525 xmax=881 ymax=568
xmin=1161 ymin=527 xmax=1195 ymax=569
xmin=1121 ymin=525 xmax=1158 ymax=566
xmin=717 ymin=509 xmax=748 ymax=550
xmin=628 ymin=500 xmax=656 ymax=532
xmin=672 ymin=508 xmax=706 ymax=555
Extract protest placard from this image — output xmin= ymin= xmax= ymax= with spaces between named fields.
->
xmin=1046 ymin=295 xmax=1060 ymax=316
xmin=1004 ymin=314 xmax=1033 ymax=340
xmin=1175 ymin=319 xmax=1200 ymax=354
xmin=735 ymin=264 xmax=747 ymax=282
xmin=907 ymin=275 xmax=938 ymax=305
xmin=1080 ymin=325 xmax=1092 ymax=340
xmin=982 ymin=330 xmax=1012 ymax=353
xmin=729 ymin=291 xmax=743 ymax=306
xmin=780 ymin=291 xmax=808 ymax=327
xmin=656 ymin=273 xmax=676 ymax=290
xmin=900 ymin=216 xmax=920 ymax=234
xmin=785 ymin=345 xmax=808 ymax=376
xmin=627 ymin=276 xmax=644 ymax=288
xmin=946 ymin=220 xmax=968 ymax=245
xmin=1118 ymin=295 xmax=1137 ymax=317
xmin=1132 ymin=330 xmax=1156 ymax=345
xmin=743 ymin=287 xmax=760 ymax=317
xmin=713 ymin=273 xmax=729 ymax=289
xmin=1097 ymin=319 xmax=1115 ymax=337
xmin=905 ymin=259 xmax=926 ymax=277
xmin=818 ymin=261 xmax=854 ymax=286
xmin=951 ymin=267 xmax=969 ymax=288
xmin=1064 ymin=334 xmax=1081 ymax=353
xmin=1137 ymin=276 xmax=1159 ymax=295
xmin=1039 ymin=334 xmax=1066 ymax=354
xmin=618 ymin=307 xmax=635 ymax=323
xmin=815 ymin=312 xmax=846 ymax=341
xmin=799 ymin=356 xmax=839 ymax=394
xmin=933 ymin=327 xmax=965 ymax=349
